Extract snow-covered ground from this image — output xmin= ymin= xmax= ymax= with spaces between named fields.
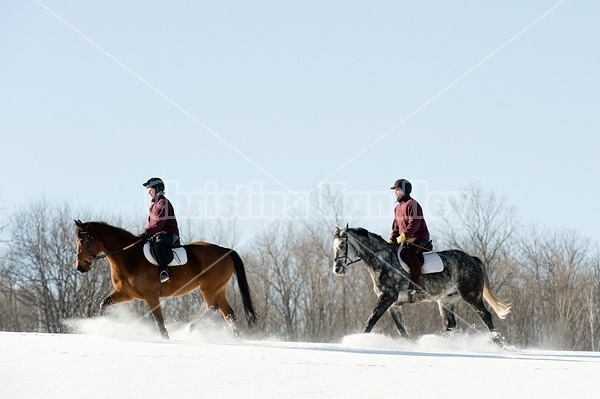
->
xmin=2 ymin=312 xmax=599 ymax=399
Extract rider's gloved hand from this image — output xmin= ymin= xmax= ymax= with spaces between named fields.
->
xmin=396 ymin=233 xmax=406 ymax=245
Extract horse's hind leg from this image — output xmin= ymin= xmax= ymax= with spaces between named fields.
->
xmin=215 ymin=290 xmax=236 ymax=325
xmin=465 ymin=296 xmax=495 ymax=333
xmin=438 ymin=295 xmax=459 ymax=332
xmin=462 ymin=293 xmax=502 ymax=345
xmin=200 ymin=290 xmax=236 ymax=329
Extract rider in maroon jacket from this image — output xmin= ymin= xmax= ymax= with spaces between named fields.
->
xmin=140 ymin=177 xmax=180 ymax=283
xmin=389 ymin=179 xmax=432 ymax=294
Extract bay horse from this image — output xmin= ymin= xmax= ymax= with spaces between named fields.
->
xmin=75 ymin=220 xmax=257 ymax=339
xmin=333 ymin=226 xmax=511 ymax=345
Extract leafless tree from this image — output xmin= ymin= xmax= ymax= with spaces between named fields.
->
xmin=518 ymin=228 xmax=596 ymax=349
xmin=0 ymin=199 xmax=111 ymax=332
xmin=582 ymin=251 xmax=600 ymax=351
xmin=439 ymin=184 xmax=520 ymax=290
xmin=2 ymin=192 xmax=600 ymax=351
xmin=432 ymin=184 xmax=519 ymax=335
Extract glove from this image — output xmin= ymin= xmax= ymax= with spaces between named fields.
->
xmin=137 ymin=233 xmax=150 ymax=240
xmin=397 ymin=233 xmax=406 ymax=245
xmin=388 ymin=239 xmax=395 ymax=245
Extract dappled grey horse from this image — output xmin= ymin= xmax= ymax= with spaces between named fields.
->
xmin=333 ymin=227 xmax=511 ymax=344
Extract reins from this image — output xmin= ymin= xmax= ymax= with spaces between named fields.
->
xmin=92 ymin=238 xmax=144 ymax=260
xmin=77 ymin=228 xmax=144 ymax=264
xmin=342 ymin=231 xmax=415 ymax=278
xmin=396 ymin=241 xmax=436 ymax=252
xmin=408 ymin=242 xmax=435 ymax=252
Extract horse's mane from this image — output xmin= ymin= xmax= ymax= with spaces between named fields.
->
xmin=90 ymin=221 xmax=136 ymax=238
xmin=351 ymin=227 xmax=387 ymax=244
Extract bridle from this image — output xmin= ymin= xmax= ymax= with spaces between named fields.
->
xmin=334 ymin=232 xmax=362 ymax=272
xmin=76 ymin=229 xmax=102 ymax=266
xmin=76 ymin=226 xmax=143 ymax=267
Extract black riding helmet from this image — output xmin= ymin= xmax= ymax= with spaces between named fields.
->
xmin=390 ymin=178 xmax=412 ymax=195
xmin=143 ymin=177 xmax=165 ymax=193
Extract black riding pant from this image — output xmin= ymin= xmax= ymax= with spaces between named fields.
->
xmin=152 ymin=233 xmax=179 ymax=268
xmin=404 ymin=237 xmax=433 ymax=281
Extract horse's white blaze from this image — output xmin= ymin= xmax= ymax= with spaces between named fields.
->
xmin=333 ymin=237 xmax=342 ymax=253
xmin=332 ymin=236 xmax=346 ymax=275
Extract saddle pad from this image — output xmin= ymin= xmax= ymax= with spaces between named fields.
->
xmin=397 ymin=249 xmax=444 ymax=275
xmin=143 ymin=242 xmax=188 ymax=267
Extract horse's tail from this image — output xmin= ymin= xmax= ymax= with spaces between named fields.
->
xmin=229 ymin=250 xmax=258 ymax=328
xmin=472 ymin=256 xmax=512 ymax=319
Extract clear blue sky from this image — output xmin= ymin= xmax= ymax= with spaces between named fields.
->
xmin=1 ymin=1 xmax=599 ymax=245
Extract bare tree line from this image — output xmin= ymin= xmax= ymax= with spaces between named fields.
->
xmin=0 ymin=200 xmax=112 ymax=332
xmin=0 ymin=187 xmax=598 ymax=351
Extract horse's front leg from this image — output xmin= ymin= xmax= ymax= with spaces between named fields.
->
xmin=99 ymin=291 xmax=132 ymax=316
xmin=145 ymin=295 xmax=170 ymax=339
xmin=389 ymin=304 xmax=410 ymax=338
xmin=365 ymin=293 xmax=396 ymax=333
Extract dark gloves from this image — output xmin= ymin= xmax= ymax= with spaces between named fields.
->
xmin=137 ymin=233 xmax=150 ymax=240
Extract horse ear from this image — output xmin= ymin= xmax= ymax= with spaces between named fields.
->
xmin=74 ymin=220 xmax=82 ymax=228
xmin=335 ymin=227 xmax=340 ymax=235
xmin=345 ymin=223 xmax=349 ymax=231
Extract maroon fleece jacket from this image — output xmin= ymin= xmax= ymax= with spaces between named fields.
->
xmin=142 ymin=193 xmax=180 ymax=237
xmin=390 ymin=195 xmax=430 ymax=242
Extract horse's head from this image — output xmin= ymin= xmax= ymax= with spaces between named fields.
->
xmin=333 ymin=225 xmax=360 ymax=276
xmin=74 ymin=220 xmax=102 ymax=273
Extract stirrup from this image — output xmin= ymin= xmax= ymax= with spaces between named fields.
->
xmin=408 ymin=287 xmax=426 ymax=296
xmin=408 ymin=279 xmax=426 ymax=295
xmin=159 ymin=269 xmax=170 ymax=283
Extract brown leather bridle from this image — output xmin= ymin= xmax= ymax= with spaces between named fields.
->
xmin=76 ymin=229 xmax=103 ymax=267
xmin=76 ymin=226 xmax=143 ymax=267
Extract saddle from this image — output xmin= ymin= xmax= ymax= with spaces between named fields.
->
xmin=397 ymin=248 xmax=444 ymax=275
xmin=143 ymin=241 xmax=188 ymax=267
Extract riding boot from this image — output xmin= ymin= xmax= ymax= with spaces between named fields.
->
xmin=410 ymin=275 xmax=425 ymax=293
xmin=153 ymin=233 xmax=176 ymax=284
xmin=155 ymin=249 xmax=171 ymax=283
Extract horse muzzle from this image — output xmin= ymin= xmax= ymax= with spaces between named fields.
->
xmin=333 ymin=262 xmax=347 ymax=276
xmin=76 ymin=264 xmax=91 ymax=273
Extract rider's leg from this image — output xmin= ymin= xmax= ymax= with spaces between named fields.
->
xmin=154 ymin=233 xmax=176 ymax=283
xmin=405 ymin=243 xmax=425 ymax=292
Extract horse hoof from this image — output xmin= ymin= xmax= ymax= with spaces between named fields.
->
xmin=491 ymin=331 xmax=504 ymax=347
